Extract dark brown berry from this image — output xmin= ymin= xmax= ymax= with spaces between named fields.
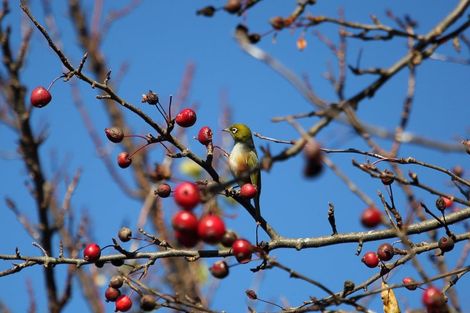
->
xmin=380 ymin=170 xmax=395 ymax=185
xmin=118 ymin=227 xmax=132 ymax=242
xmin=377 ymin=243 xmax=394 ymax=261
xmin=245 ymin=289 xmax=257 ymax=300
xmin=111 ymin=259 xmax=125 ymax=267
xmin=109 ymin=275 xmax=124 ymax=289
xmin=248 ymin=33 xmax=261 ymax=44
xmin=438 ymin=236 xmax=455 ymax=253
xmin=105 ymin=127 xmax=124 ymax=143
xmin=221 ymin=230 xmax=238 ymax=248
xmin=141 ymin=90 xmax=159 ymax=104
xmin=224 ymin=0 xmax=241 ymax=13
xmin=155 ymin=183 xmax=171 ymax=198
xmin=197 ymin=6 xmax=216 ymax=17
xmin=270 ymin=16 xmax=285 ymax=30
xmin=140 ymin=295 xmax=157 ymax=311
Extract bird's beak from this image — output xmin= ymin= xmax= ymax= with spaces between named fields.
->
xmin=222 ymin=128 xmax=230 ymax=133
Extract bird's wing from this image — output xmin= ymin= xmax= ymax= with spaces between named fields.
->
xmin=246 ymin=150 xmax=260 ymax=191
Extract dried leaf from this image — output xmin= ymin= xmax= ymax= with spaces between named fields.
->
xmin=381 ymin=281 xmax=401 ymax=313
xmin=453 ymin=37 xmax=461 ymax=53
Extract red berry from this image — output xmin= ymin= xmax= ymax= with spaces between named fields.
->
xmin=174 ymin=230 xmax=199 ymax=248
xmin=210 ymin=260 xmax=229 ymax=279
xmin=155 ymin=183 xmax=171 ymax=198
xmin=377 ymin=243 xmax=394 ymax=261
xmin=402 ymin=277 xmax=418 ymax=290
xmin=105 ymin=127 xmax=124 ymax=143
xmin=443 ymin=197 xmax=453 ymax=208
xmin=172 ymin=210 xmax=198 ymax=233
xmin=361 ymin=252 xmax=379 ymax=268
xmin=30 ymin=86 xmax=52 ymax=108
xmin=422 ymin=286 xmax=445 ymax=309
xmin=105 ymin=287 xmax=121 ymax=302
xmin=83 ymin=243 xmax=101 ymax=262
xmin=197 ymin=126 xmax=213 ymax=146
xmin=361 ymin=207 xmax=382 ymax=228
xmin=239 ymin=183 xmax=258 ymax=199
xmin=175 ymin=108 xmax=197 ymax=127
xmin=117 ymin=152 xmax=132 ymax=168
xmin=232 ymin=239 xmax=253 ymax=264
xmin=115 ymin=295 xmax=133 ymax=312
xmin=197 ymin=215 xmax=226 ymax=245
xmin=174 ymin=182 xmax=200 ymax=210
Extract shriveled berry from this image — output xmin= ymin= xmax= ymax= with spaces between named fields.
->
xmin=197 ymin=214 xmax=226 ymax=245
xmin=436 ymin=196 xmax=453 ymax=211
xmin=224 ymin=0 xmax=241 ymax=13
xmin=196 ymin=6 xmax=216 ymax=17
xmin=438 ymin=236 xmax=455 ymax=253
xmin=83 ymin=243 xmax=101 ymax=262
xmin=140 ymin=295 xmax=157 ymax=311
xmin=210 ymin=260 xmax=229 ymax=279
xmin=115 ymin=294 xmax=133 ymax=312
xmin=361 ymin=252 xmax=379 ymax=268
xmin=402 ymin=277 xmax=418 ymax=290
xmin=239 ymin=183 xmax=258 ymax=199
xmin=109 ymin=275 xmax=124 ymax=289
xmin=303 ymin=140 xmax=323 ymax=178
xmin=197 ymin=126 xmax=213 ymax=146
xmin=155 ymin=183 xmax=171 ymax=198
xmin=377 ymin=243 xmax=394 ymax=261
xmin=248 ymin=33 xmax=261 ymax=44
xmin=174 ymin=182 xmax=200 ymax=210
xmin=174 ymin=230 xmax=199 ymax=248
xmin=117 ymin=152 xmax=132 ymax=168
xmin=105 ymin=127 xmax=124 ymax=143
xmin=380 ymin=170 xmax=395 ymax=185
xmin=141 ymin=90 xmax=159 ymax=104
xmin=30 ymin=86 xmax=52 ymax=108
xmin=422 ymin=286 xmax=445 ymax=310
xmin=232 ymin=239 xmax=253 ymax=264
xmin=172 ymin=210 xmax=198 ymax=233
xmin=221 ymin=230 xmax=238 ymax=248
xmin=118 ymin=227 xmax=132 ymax=242
xmin=175 ymin=108 xmax=197 ymax=127
xmin=270 ymin=16 xmax=285 ymax=30
xmin=105 ymin=287 xmax=121 ymax=302
xmin=245 ymin=289 xmax=258 ymax=300
xmin=361 ymin=207 xmax=382 ymax=228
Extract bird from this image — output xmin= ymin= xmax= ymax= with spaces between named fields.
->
xmin=223 ymin=123 xmax=261 ymax=219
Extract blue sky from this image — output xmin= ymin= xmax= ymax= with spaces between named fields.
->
xmin=1 ymin=1 xmax=469 ymax=312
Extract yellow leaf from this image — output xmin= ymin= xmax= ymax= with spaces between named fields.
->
xmin=381 ymin=282 xmax=401 ymax=313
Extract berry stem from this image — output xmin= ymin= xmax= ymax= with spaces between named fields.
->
xmin=128 ymin=143 xmax=153 ymax=159
xmin=47 ymin=74 xmax=66 ymax=91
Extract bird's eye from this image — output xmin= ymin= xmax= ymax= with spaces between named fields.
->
xmin=231 ymin=127 xmax=238 ymax=134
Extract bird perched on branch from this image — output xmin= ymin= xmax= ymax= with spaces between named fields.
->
xmin=224 ymin=123 xmax=261 ymax=218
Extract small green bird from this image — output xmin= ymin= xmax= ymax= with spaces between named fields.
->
xmin=223 ymin=123 xmax=261 ymax=218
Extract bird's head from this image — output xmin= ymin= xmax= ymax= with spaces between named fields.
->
xmin=223 ymin=123 xmax=253 ymax=143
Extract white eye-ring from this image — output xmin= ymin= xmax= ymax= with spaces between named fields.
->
xmin=231 ymin=127 xmax=238 ymax=134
